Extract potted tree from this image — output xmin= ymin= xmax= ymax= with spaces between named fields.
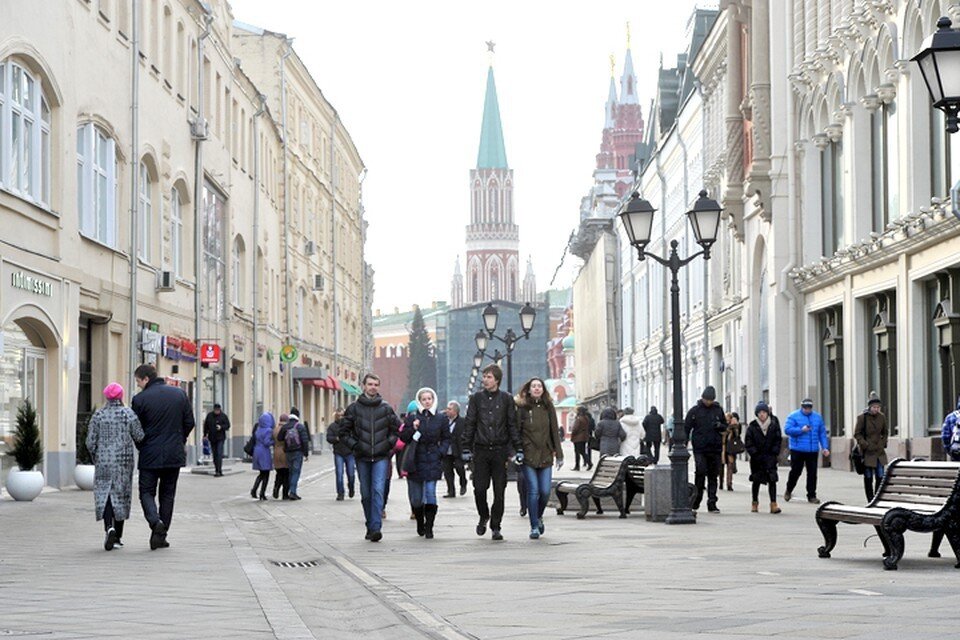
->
xmin=74 ymin=411 xmax=95 ymax=490
xmin=6 ymin=400 xmax=44 ymax=501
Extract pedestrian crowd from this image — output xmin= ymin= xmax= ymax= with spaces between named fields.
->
xmin=83 ymin=360 xmax=960 ymax=550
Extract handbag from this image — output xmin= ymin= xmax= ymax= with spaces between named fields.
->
xmin=400 ymin=438 xmax=419 ymax=475
xmin=243 ymin=433 xmax=256 ymax=457
xmin=727 ymin=434 xmax=746 ymax=455
xmin=588 ymin=434 xmax=600 ymax=451
xmin=849 ymin=442 xmax=865 ymax=475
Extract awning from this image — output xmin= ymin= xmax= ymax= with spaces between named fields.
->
xmin=326 ymin=375 xmax=342 ymax=391
xmin=340 ymin=380 xmax=361 ymax=396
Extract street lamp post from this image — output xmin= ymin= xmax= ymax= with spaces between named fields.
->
xmin=478 ymin=302 xmax=537 ymax=393
xmin=618 ymin=190 xmax=721 ymax=525
xmin=913 ymin=17 xmax=960 ymax=134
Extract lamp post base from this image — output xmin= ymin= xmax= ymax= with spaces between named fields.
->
xmin=665 ymin=441 xmax=696 ymax=525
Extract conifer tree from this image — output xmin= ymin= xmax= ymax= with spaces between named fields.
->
xmin=12 ymin=400 xmax=43 ymax=471
xmin=406 ymin=306 xmax=437 ymax=402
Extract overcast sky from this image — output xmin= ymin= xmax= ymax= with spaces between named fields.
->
xmin=229 ymin=0 xmax=710 ymax=312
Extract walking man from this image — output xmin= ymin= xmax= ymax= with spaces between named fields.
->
xmin=684 ymin=386 xmax=726 ymax=513
xmin=202 ymin=403 xmax=230 ymax=476
xmin=642 ymin=406 xmax=665 ymax=463
xmin=441 ymin=400 xmax=468 ymax=497
xmin=461 ymin=364 xmax=523 ymax=541
xmin=280 ymin=410 xmax=309 ymax=500
xmin=338 ymin=373 xmax=399 ymax=542
xmin=326 ymin=409 xmax=356 ymax=500
xmin=131 ymin=364 xmax=195 ymax=550
xmin=783 ymin=398 xmax=830 ymax=503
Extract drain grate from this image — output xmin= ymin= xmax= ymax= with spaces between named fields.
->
xmin=271 ymin=560 xmax=323 ymax=569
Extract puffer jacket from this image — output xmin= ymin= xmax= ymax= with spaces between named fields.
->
xmin=684 ymin=400 xmax=727 ymax=454
xmin=940 ymin=396 xmax=960 ymax=459
xmin=570 ymin=415 xmax=590 ymax=443
xmin=745 ymin=416 xmax=782 ymax=485
xmin=340 ymin=393 xmax=399 ymax=461
xmin=784 ymin=408 xmax=829 ymax=453
xmin=619 ymin=414 xmax=643 ymax=457
xmin=594 ymin=408 xmax=626 ymax=456
xmin=326 ymin=418 xmax=353 ymax=457
xmin=516 ymin=395 xmax=562 ymax=469
xmin=462 ymin=388 xmax=522 ymax=453
xmin=399 ymin=409 xmax=450 ymax=481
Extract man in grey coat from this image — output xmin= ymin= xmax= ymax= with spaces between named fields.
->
xmin=132 ymin=364 xmax=195 ymax=550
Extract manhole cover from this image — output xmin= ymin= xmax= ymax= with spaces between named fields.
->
xmin=271 ymin=560 xmax=323 ymax=568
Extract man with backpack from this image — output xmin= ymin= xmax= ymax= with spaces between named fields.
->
xmin=280 ymin=409 xmax=310 ymax=500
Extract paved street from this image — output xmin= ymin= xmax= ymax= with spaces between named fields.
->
xmin=1 ymin=442 xmax=955 ymax=639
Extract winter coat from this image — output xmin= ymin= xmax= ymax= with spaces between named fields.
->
xmin=86 ymin=400 xmax=145 ymax=521
xmin=783 ymin=408 xmax=830 ymax=453
xmin=854 ymin=410 xmax=889 ymax=468
xmin=131 ymin=377 xmax=196 ymax=469
xmin=272 ymin=421 xmax=288 ymax=469
xmin=340 ymin=393 xmax=400 ymax=461
xmin=940 ymin=397 xmax=960 ymax=459
xmin=326 ymin=419 xmax=353 ymax=457
xmin=570 ymin=415 xmax=590 ymax=443
xmin=619 ymin=415 xmax=643 ymax=458
xmin=722 ymin=423 xmax=742 ymax=460
xmin=684 ymin=400 xmax=727 ymax=454
xmin=280 ymin=417 xmax=310 ymax=456
xmin=595 ymin=409 xmax=626 ymax=456
xmin=516 ymin=396 xmax=562 ymax=469
xmin=745 ymin=417 xmax=782 ymax=485
xmin=202 ymin=410 xmax=231 ymax=443
xmin=444 ymin=415 xmax=466 ymax=458
xmin=641 ymin=411 xmax=664 ymax=443
xmin=399 ymin=410 xmax=450 ymax=481
xmin=252 ymin=413 xmax=275 ymax=471
xmin=462 ymin=388 xmax=522 ymax=452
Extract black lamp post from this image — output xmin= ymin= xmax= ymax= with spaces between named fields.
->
xmin=477 ymin=302 xmax=537 ymax=393
xmin=618 ymin=190 xmax=721 ymax=525
xmin=912 ymin=17 xmax=960 ymax=134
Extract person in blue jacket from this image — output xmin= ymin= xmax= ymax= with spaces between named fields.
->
xmin=783 ymin=398 xmax=830 ymax=503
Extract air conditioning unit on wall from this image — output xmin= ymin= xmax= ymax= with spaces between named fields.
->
xmin=312 ymin=274 xmax=325 ymax=292
xmin=156 ymin=270 xmax=175 ymax=292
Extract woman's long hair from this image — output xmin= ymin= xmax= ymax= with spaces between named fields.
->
xmin=516 ymin=377 xmax=555 ymax=409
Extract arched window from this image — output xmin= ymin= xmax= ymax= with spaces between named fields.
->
xmin=488 ymin=184 xmax=497 ymax=219
xmin=296 ymin=286 xmax=306 ymax=338
xmin=77 ymin=123 xmax=118 ymax=247
xmin=170 ymin=188 xmax=183 ymax=277
xmin=0 ymin=61 xmax=52 ymax=207
xmin=471 ymin=270 xmax=479 ymax=301
xmin=138 ymin=161 xmax=152 ymax=261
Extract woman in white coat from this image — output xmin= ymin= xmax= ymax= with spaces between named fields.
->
xmin=619 ymin=407 xmax=643 ymax=458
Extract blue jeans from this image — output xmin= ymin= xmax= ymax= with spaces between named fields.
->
xmin=287 ymin=451 xmax=304 ymax=496
xmin=357 ymin=458 xmax=389 ymax=533
xmin=406 ymin=479 xmax=437 ymax=508
xmin=864 ymin=461 xmax=885 ymax=483
xmin=335 ymin=453 xmax=356 ymax=496
xmin=522 ymin=464 xmax=553 ymax=530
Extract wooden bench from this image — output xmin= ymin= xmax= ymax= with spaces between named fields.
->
xmin=815 ymin=458 xmax=960 ymax=570
xmin=555 ymin=455 xmax=633 ymax=519
xmin=622 ymin=456 xmax=697 ymax=514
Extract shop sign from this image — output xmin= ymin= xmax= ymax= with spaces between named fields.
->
xmin=180 ymin=339 xmax=197 ymax=362
xmin=162 ymin=336 xmax=181 ymax=361
xmin=233 ymin=334 xmax=244 ymax=353
xmin=301 ymin=354 xmax=313 ymax=365
xmin=279 ymin=344 xmax=298 ymax=363
xmin=141 ymin=328 xmax=163 ymax=354
xmin=200 ymin=343 xmax=221 ymax=364
xmin=10 ymin=271 xmax=53 ymax=297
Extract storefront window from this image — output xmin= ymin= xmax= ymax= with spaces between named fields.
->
xmin=0 ymin=321 xmax=44 ymax=446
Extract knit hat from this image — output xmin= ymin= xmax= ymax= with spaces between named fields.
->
xmin=103 ymin=382 xmax=124 ymax=401
xmin=406 ymin=400 xmax=419 ymax=414
xmin=701 ymin=386 xmax=717 ymax=401
xmin=867 ymin=391 xmax=881 ymax=407
xmin=800 ymin=398 xmax=814 ymax=407
xmin=755 ymin=401 xmax=770 ymax=416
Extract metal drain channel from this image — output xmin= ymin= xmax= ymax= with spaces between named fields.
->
xmin=272 ymin=560 xmax=323 ymax=569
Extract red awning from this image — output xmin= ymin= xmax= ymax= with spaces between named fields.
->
xmin=314 ymin=378 xmax=330 ymax=389
xmin=326 ymin=375 xmax=342 ymax=391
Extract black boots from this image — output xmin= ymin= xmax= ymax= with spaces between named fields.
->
xmin=423 ymin=504 xmax=437 ymax=539
xmin=414 ymin=505 xmax=425 ymax=536
xmin=863 ymin=476 xmax=875 ymax=502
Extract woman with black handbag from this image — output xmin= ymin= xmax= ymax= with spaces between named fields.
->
xmin=854 ymin=392 xmax=888 ymax=501
xmin=745 ymin=402 xmax=783 ymax=514
xmin=722 ymin=412 xmax=744 ymax=491
xmin=399 ymin=388 xmax=450 ymax=539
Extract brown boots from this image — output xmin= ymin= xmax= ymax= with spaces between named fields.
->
xmin=752 ymin=501 xmax=782 ymax=513
xmin=770 ymin=502 xmax=782 ymax=514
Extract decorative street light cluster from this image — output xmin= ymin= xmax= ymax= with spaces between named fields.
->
xmin=618 ymin=189 xmax=722 ymax=525
xmin=467 ymin=302 xmax=536 ymax=395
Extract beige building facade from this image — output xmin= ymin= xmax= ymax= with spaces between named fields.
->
xmin=0 ymin=0 xmax=369 ymax=488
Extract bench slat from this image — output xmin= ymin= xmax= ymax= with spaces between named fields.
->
xmin=889 ymin=467 xmax=960 ymax=479
xmin=872 ymin=500 xmax=941 ymax=512
xmin=881 ymin=484 xmax=955 ymax=497
xmin=879 ymin=491 xmax=950 ymax=505
xmin=884 ymin=477 xmax=957 ymax=489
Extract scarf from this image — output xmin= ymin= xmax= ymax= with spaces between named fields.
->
xmin=758 ymin=417 xmax=771 ymax=436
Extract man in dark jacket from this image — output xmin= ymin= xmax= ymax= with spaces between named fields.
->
xmin=202 ymin=403 xmax=230 ymax=476
xmin=339 ymin=373 xmax=399 ymax=542
xmin=326 ymin=410 xmax=355 ymax=500
xmin=642 ymin=406 xmax=665 ymax=463
xmin=280 ymin=410 xmax=310 ymax=500
xmin=461 ymin=364 xmax=523 ymax=541
xmin=684 ymin=386 xmax=726 ymax=513
xmin=441 ymin=400 xmax=468 ymax=498
xmin=131 ymin=364 xmax=195 ymax=550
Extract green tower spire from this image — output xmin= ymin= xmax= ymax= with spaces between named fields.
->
xmin=476 ymin=66 xmax=508 ymax=169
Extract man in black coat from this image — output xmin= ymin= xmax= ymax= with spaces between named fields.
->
xmin=441 ymin=400 xmax=468 ymax=498
xmin=339 ymin=373 xmax=399 ymax=542
xmin=461 ymin=364 xmax=523 ymax=541
xmin=683 ymin=386 xmax=726 ymax=513
xmin=202 ymin=403 xmax=230 ymax=476
xmin=131 ymin=364 xmax=195 ymax=550
xmin=642 ymin=406 xmax=665 ymax=463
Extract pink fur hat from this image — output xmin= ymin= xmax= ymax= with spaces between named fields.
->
xmin=103 ymin=382 xmax=124 ymax=401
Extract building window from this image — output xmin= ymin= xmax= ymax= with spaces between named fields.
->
xmin=817 ymin=305 xmax=844 ymax=437
xmin=931 ymin=109 xmax=951 ymax=199
xmin=231 ymin=236 xmax=244 ymax=308
xmin=871 ymin=102 xmax=898 ymax=232
xmin=296 ymin=287 xmax=306 ymax=338
xmin=929 ymin=271 xmax=960 ymax=434
xmin=77 ymin=122 xmax=118 ymax=247
xmin=471 ymin=271 xmax=479 ymax=301
xmin=866 ymin=291 xmax=898 ymax=436
xmin=820 ymin=139 xmax=843 ymax=255
xmin=0 ymin=62 xmax=52 ymax=207
xmin=138 ymin=162 xmax=151 ymax=261
xmin=488 ymin=185 xmax=497 ymax=220
xmin=202 ymin=181 xmax=227 ymax=321
xmin=170 ymin=188 xmax=183 ymax=277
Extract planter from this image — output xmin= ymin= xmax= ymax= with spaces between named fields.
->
xmin=6 ymin=468 xmax=44 ymax=501
xmin=74 ymin=464 xmax=95 ymax=490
